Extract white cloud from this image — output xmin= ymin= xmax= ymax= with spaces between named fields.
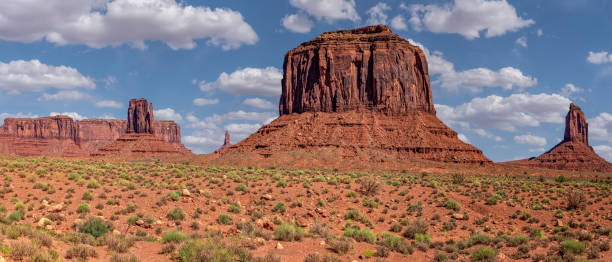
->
xmin=408 ymin=0 xmax=534 ymax=39
xmin=225 ymin=123 xmax=262 ymax=139
xmin=366 ymin=2 xmax=390 ymax=25
xmin=515 ymin=36 xmax=527 ymax=48
xmin=0 ymin=0 xmax=257 ymax=50
xmin=514 ymin=134 xmax=547 ymax=146
xmin=390 ymin=16 xmax=408 ymax=31
xmin=0 ymin=112 xmax=39 ymax=123
xmin=590 ymin=112 xmax=612 ymax=143
xmin=528 ymin=147 xmax=546 ymax=153
xmin=593 ymin=145 xmax=612 ymax=162
xmin=0 ymin=60 xmax=95 ymax=93
xmin=225 ymin=110 xmax=276 ymax=122
xmin=474 ymin=128 xmax=502 ymax=141
xmin=193 ymin=98 xmax=219 ymax=106
xmin=38 ymin=90 xmax=91 ymax=101
xmin=202 ymin=67 xmax=282 ymax=97
xmin=290 ymin=0 xmax=360 ymax=22
xmin=154 ymin=108 xmax=182 ymax=122
xmin=242 ymin=98 xmax=276 ymax=110
xmin=95 ymin=100 xmax=123 ymax=109
xmin=559 ymin=83 xmax=583 ymax=98
xmin=587 ymin=51 xmax=612 ymax=65
xmin=436 ymin=93 xmax=571 ymax=132
xmin=537 ymin=29 xmax=543 ymax=37
xmin=49 ymin=112 xmax=86 ymax=120
xmin=408 ymin=39 xmax=536 ymax=92
xmin=457 ymin=133 xmax=470 ymax=143
xmin=282 ymin=13 xmax=314 ymax=33
xmin=98 ymin=113 xmax=116 ymax=119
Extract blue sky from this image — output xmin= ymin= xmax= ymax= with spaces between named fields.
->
xmin=0 ymin=0 xmax=610 ymax=161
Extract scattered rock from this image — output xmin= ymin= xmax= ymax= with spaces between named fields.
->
xmin=135 ymin=219 xmax=144 ymax=226
xmin=276 ymin=243 xmax=284 ymax=250
xmin=113 ymin=229 xmax=121 ymax=235
xmin=261 ymin=194 xmax=273 ymax=200
xmin=51 ymin=204 xmax=63 ymax=212
xmin=37 ymin=217 xmax=51 ymax=227
xmin=557 ymin=219 xmax=564 ymax=227
xmin=182 ymin=188 xmax=191 ymax=197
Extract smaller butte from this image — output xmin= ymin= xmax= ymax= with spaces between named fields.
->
xmin=507 ymin=103 xmax=612 ymax=172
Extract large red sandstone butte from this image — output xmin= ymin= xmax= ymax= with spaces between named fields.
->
xmin=225 ymin=25 xmax=490 ymax=165
xmin=0 ymin=100 xmax=190 ymax=157
xmin=94 ymin=98 xmax=191 ymax=157
xmin=508 ymin=103 xmax=612 ymax=172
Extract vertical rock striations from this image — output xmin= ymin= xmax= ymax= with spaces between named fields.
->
xmin=226 ymin=25 xmax=490 ymax=165
xmin=508 ymin=103 xmax=611 ymax=172
xmin=127 ymin=98 xmax=155 ymax=134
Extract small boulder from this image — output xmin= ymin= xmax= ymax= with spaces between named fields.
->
xmin=51 ymin=204 xmax=63 ymax=212
xmin=182 ymin=188 xmax=191 ymax=197
xmin=276 ymin=242 xmax=284 ymax=249
xmin=261 ymin=194 xmax=273 ymax=200
xmin=37 ymin=217 xmax=51 ymax=227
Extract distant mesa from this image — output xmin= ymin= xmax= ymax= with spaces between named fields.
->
xmin=93 ymin=98 xmax=191 ymax=157
xmin=214 ymin=130 xmax=232 ymax=154
xmin=0 ymin=98 xmax=191 ymax=157
xmin=507 ymin=103 xmax=612 ymax=172
xmin=223 ymin=25 xmax=491 ymax=165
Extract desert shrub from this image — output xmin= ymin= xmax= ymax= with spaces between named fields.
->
xmin=167 ymin=208 xmax=185 ymax=221
xmin=272 ymin=202 xmax=286 ymax=213
xmin=309 ymin=221 xmax=329 ymax=238
xmin=508 ymin=234 xmax=528 ymax=247
xmin=467 ymin=232 xmax=491 ymax=246
xmin=82 ymin=191 xmax=93 ymax=200
xmin=235 ymin=184 xmax=247 ymax=192
xmin=329 ymin=237 xmax=352 ymax=255
xmin=177 ymin=240 xmax=241 ymax=262
xmin=110 ymin=253 xmax=140 ymax=262
xmin=379 ymin=232 xmax=412 ymax=254
xmin=217 ymin=214 xmax=232 ymax=225
xmin=561 ymin=240 xmax=585 ymax=255
xmin=343 ymin=228 xmax=375 ymax=243
xmin=162 ymin=231 xmax=188 ymax=243
xmin=87 ymin=179 xmax=101 ymax=189
xmin=344 ymin=209 xmax=361 ymax=220
xmin=390 ymin=224 xmax=403 ymax=233
xmin=32 ymin=230 xmax=53 ymax=247
xmin=403 ymin=219 xmax=428 ymax=239
xmin=274 ymin=223 xmax=303 ymax=241
xmin=470 ymin=247 xmax=496 ymax=261
xmin=10 ymin=240 xmax=36 ymax=260
xmin=444 ymin=200 xmax=460 ymax=211
xmin=79 ymin=217 xmax=111 ymax=238
xmin=555 ymin=176 xmax=568 ymax=183
xmin=105 ymin=234 xmax=135 ymax=253
xmin=566 ymin=189 xmax=586 ymax=210
xmin=451 ymin=173 xmax=465 ymax=184
xmin=168 ymin=191 xmax=180 ymax=201
xmin=65 ymin=244 xmax=97 ymax=259
xmin=227 ymin=203 xmax=241 ymax=213
xmin=77 ymin=202 xmax=90 ymax=214
xmin=359 ymin=177 xmax=381 ymax=196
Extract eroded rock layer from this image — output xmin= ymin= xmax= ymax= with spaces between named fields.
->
xmin=0 ymin=102 xmax=190 ymax=157
xmin=280 ymin=25 xmax=435 ymax=116
xmin=227 ymin=25 xmax=490 ymax=165
xmin=508 ymin=104 xmax=611 ymax=172
xmin=214 ymin=131 xmax=232 ymax=154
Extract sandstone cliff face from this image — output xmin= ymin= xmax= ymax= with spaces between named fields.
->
xmin=227 ymin=25 xmax=490 ymax=165
xmin=563 ymin=103 xmax=588 ymax=144
xmin=508 ymin=103 xmax=611 ymax=172
xmin=280 ymin=25 xmax=434 ymax=116
xmin=127 ymin=98 xmax=154 ymax=134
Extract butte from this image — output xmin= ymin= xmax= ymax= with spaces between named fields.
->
xmin=220 ymin=25 xmax=491 ymax=166
xmin=507 ymin=103 xmax=612 ymax=172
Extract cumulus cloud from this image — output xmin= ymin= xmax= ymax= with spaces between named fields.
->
xmin=225 ymin=123 xmax=262 ymax=139
xmin=282 ymin=13 xmax=314 ymax=33
xmin=366 ymin=2 xmax=390 ymax=25
xmin=587 ymin=51 xmax=612 ymax=64
xmin=0 ymin=0 xmax=258 ymax=50
xmin=590 ymin=112 xmax=612 ymax=143
xmin=225 ymin=110 xmax=276 ymax=122
xmin=0 ymin=60 xmax=95 ymax=93
xmin=515 ymin=36 xmax=527 ymax=48
xmin=38 ymin=90 xmax=91 ymax=101
xmin=436 ymin=93 xmax=571 ymax=132
xmin=242 ymin=98 xmax=276 ymax=110
xmin=390 ymin=16 xmax=408 ymax=31
xmin=474 ymin=128 xmax=502 ymax=141
xmin=0 ymin=112 xmax=39 ymax=123
xmin=95 ymin=100 xmax=123 ymax=109
xmin=537 ymin=29 xmax=543 ymax=37
xmin=290 ymin=0 xmax=360 ymax=22
xmin=559 ymin=83 xmax=583 ymax=98
xmin=49 ymin=112 xmax=86 ymax=120
xmin=193 ymin=98 xmax=219 ymax=106
xmin=408 ymin=39 xmax=536 ymax=92
xmin=514 ymin=134 xmax=547 ymax=146
xmin=201 ymin=67 xmax=282 ymax=97
xmin=154 ymin=108 xmax=182 ymax=122
xmin=457 ymin=133 xmax=470 ymax=143
xmin=593 ymin=145 xmax=612 ymax=162
xmin=407 ymin=0 xmax=534 ymax=39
